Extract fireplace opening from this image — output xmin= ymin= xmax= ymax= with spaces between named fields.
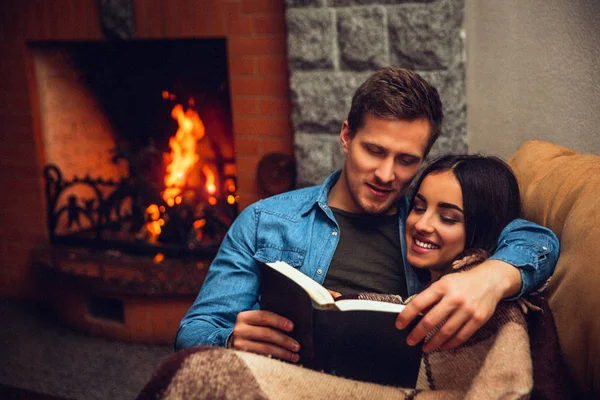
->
xmin=30 ymin=39 xmax=236 ymax=258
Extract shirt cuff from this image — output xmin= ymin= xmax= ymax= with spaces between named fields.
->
xmin=488 ymin=250 xmax=536 ymax=300
xmin=225 ymin=331 xmax=234 ymax=348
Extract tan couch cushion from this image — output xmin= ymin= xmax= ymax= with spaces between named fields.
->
xmin=508 ymin=140 xmax=600 ymax=398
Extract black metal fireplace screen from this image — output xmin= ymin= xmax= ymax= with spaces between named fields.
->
xmin=43 ymin=151 xmax=238 ymax=258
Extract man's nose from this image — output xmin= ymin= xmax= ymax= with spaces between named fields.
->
xmin=374 ymin=158 xmax=395 ymax=184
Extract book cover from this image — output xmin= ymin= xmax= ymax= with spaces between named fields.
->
xmin=259 ymin=261 xmax=422 ymax=387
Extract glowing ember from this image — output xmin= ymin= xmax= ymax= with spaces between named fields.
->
xmin=146 ymin=204 xmax=160 ymax=220
xmin=145 ymin=204 xmax=162 ymax=243
xmin=193 ymin=219 xmax=206 ymax=229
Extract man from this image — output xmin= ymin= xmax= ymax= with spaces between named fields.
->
xmin=175 ymin=67 xmax=558 ymax=363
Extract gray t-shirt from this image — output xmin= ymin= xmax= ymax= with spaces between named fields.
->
xmin=323 ymin=208 xmax=408 ymax=297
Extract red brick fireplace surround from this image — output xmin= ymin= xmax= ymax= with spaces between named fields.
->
xmin=0 ymin=1 xmax=292 ymax=341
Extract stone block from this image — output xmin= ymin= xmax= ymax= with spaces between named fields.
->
xmin=389 ymin=0 xmax=464 ymax=70
xmin=337 ymin=6 xmax=388 ymax=71
xmin=290 ymin=72 xmax=370 ymax=134
xmin=286 ymin=9 xmax=335 ymax=69
xmin=420 ymin=68 xmax=466 ymax=141
xmin=294 ymin=133 xmax=340 ymax=187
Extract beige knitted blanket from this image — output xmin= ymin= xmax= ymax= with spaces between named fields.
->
xmin=137 ymin=296 xmax=570 ymax=400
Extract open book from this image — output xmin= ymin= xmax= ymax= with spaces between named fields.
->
xmin=260 ymin=261 xmax=422 ymax=387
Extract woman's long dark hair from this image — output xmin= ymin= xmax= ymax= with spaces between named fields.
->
xmin=409 ymin=154 xmax=521 ymax=254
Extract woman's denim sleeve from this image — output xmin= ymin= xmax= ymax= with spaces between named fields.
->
xmin=175 ymin=204 xmax=261 ymax=350
xmin=488 ymin=218 xmax=559 ymax=299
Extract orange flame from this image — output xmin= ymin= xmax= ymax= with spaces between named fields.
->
xmin=202 ymin=164 xmax=217 ymax=195
xmin=145 ymin=204 xmax=162 ymax=243
xmin=162 ymin=104 xmax=205 ymax=206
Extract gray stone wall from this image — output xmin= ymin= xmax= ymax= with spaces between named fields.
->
xmin=285 ymin=0 xmax=466 ymax=187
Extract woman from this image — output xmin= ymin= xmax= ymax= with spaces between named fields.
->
xmin=404 ymin=154 xmax=569 ymax=399
xmin=405 ymin=154 xmax=521 ymax=282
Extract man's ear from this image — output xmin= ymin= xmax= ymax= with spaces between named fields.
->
xmin=340 ymin=121 xmax=352 ymax=153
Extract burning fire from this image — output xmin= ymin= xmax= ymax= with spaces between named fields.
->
xmin=143 ymin=95 xmax=225 ymax=241
xmin=143 ymin=92 xmax=237 ymax=246
xmin=162 ymin=103 xmax=206 ymax=206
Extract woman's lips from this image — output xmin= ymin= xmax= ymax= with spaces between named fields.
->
xmin=410 ymin=236 xmax=440 ymax=254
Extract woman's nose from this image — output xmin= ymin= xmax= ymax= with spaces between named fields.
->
xmin=414 ymin=214 xmax=434 ymax=233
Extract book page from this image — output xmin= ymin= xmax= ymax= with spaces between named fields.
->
xmin=334 ymin=299 xmax=406 ymax=313
xmin=265 ymin=261 xmax=334 ymax=307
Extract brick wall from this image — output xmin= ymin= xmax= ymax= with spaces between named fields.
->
xmin=0 ymin=0 xmax=292 ymax=299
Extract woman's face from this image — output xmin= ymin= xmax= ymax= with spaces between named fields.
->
xmin=405 ymin=170 xmax=466 ymax=279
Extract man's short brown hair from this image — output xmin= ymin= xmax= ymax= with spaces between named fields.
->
xmin=347 ymin=67 xmax=443 ymax=156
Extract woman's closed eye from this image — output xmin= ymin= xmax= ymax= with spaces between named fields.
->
xmin=411 ymin=199 xmax=426 ymax=213
xmin=439 ymin=209 xmax=464 ymax=224
xmin=441 ymin=216 xmax=459 ymax=224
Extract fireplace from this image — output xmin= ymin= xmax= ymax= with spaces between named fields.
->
xmin=27 ymin=38 xmax=242 ymax=343
xmin=33 ymin=39 xmax=238 ymax=258
xmin=1 ymin=1 xmax=293 ymax=343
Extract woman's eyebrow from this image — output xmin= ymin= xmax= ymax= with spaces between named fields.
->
xmin=438 ymin=202 xmax=464 ymax=213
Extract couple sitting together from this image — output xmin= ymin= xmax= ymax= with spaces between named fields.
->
xmin=138 ymin=67 xmax=570 ymax=399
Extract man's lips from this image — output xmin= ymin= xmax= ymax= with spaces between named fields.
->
xmin=366 ymin=182 xmax=394 ymax=197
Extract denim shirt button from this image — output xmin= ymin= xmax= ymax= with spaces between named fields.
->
xmin=331 ymin=231 xmax=338 ymax=236
xmin=317 ymin=269 xmax=323 ymax=275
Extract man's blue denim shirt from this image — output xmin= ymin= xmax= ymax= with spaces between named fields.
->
xmin=175 ymin=170 xmax=559 ymax=350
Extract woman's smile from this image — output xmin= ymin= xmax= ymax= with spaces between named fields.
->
xmin=405 ymin=170 xmax=466 ymax=278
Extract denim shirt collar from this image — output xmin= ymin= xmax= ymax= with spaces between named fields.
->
xmin=300 ymin=169 xmax=342 ymax=217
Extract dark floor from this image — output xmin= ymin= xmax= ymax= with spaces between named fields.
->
xmin=0 ymin=300 xmax=173 ymax=400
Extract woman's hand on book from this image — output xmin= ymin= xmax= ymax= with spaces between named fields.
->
xmin=230 ymin=310 xmax=301 ymax=363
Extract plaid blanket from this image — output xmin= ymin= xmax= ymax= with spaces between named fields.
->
xmin=137 ymin=295 xmax=570 ymax=400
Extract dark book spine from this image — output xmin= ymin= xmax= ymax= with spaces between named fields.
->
xmin=259 ymin=263 xmax=317 ymax=367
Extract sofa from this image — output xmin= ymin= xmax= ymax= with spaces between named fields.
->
xmin=508 ymin=140 xmax=600 ymax=399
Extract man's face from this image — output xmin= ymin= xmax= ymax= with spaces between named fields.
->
xmin=330 ymin=113 xmax=431 ymax=215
